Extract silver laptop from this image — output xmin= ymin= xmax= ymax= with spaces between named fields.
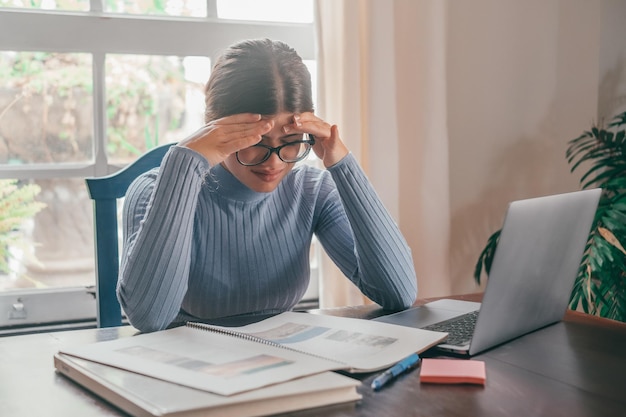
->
xmin=375 ymin=188 xmax=602 ymax=356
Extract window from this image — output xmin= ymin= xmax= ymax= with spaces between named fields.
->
xmin=0 ymin=0 xmax=316 ymax=332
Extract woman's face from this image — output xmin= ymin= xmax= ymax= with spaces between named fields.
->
xmin=222 ymin=112 xmax=302 ymax=193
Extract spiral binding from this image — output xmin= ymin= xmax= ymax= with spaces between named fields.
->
xmin=185 ymin=321 xmax=347 ymax=367
xmin=186 ymin=321 xmax=283 ymax=348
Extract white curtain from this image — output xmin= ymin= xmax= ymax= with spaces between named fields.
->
xmin=314 ymin=0 xmax=452 ymax=307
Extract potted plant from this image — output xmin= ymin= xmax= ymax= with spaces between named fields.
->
xmin=474 ymin=111 xmax=626 ymax=322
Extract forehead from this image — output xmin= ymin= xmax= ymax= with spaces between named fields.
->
xmin=261 ymin=112 xmax=293 ymax=125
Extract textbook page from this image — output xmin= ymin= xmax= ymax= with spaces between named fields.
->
xmin=202 ymin=311 xmax=447 ymax=373
xmin=59 ymin=325 xmax=344 ymax=396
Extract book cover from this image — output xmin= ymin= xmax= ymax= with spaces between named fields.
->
xmin=54 ymin=353 xmax=362 ymax=417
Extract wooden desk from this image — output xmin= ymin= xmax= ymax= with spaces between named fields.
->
xmin=1 ymin=295 xmax=626 ymax=417
xmin=311 ymin=295 xmax=626 ymax=417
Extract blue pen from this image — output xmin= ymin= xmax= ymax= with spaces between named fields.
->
xmin=371 ymin=353 xmax=421 ymax=391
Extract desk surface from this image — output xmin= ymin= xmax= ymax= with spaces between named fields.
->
xmin=2 ymin=294 xmax=626 ymax=417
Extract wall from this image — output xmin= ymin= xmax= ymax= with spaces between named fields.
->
xmin=598 ymin=0 xmax=626 ymax=119
xmin=444 ymin=0 xmax=623 ymax=295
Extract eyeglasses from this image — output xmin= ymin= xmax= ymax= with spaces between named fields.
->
xmin=236 ymin=134 xmax=315 ymax=166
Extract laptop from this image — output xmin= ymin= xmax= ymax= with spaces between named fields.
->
xmin=375 ymin=188 xmax=602 ymax=356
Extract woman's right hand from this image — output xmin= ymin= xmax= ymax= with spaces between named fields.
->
xmin=179 ymin=113 xmax=274 ymax=166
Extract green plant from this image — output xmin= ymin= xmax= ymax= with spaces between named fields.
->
xmin=475 ymin=111 xmax=626 ymax=322
xmin=0 ymin=179 xmax=46 ymax=274
xmin=1 ymin=51 xmax=185 ymax=164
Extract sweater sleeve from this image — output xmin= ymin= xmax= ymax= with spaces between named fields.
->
xmin=117 ymin=146 xmax=209 ymax=332
xmin=317 ymin=153 xmax=417 ymax=310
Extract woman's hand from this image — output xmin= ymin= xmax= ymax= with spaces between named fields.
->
xmin=179 ymin=113 xmax=273 ymax=167
xmin=282 ymin=113 xmax=349 ymax=168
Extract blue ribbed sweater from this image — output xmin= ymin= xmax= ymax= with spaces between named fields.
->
xmin=118 ymin=146 xmax=417 ymax=332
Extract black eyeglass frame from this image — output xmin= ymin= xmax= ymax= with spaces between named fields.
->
xmin=235 ymin=134 xmax=316 ymax=166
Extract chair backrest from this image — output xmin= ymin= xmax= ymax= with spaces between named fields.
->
xmin=86 ymin=143 xmax=174 ymax=327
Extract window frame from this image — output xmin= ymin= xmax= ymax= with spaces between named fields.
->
xmin=0 ymin=1 xmax=317 ymax=331
xmin=0 ymin=4 xmax=315 ymax=179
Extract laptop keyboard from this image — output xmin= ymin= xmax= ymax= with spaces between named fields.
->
xmin=422 ymin=310 xmax=479 ymax=346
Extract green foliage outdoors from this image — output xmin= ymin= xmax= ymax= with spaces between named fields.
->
xmin=104 ymin=54 xmax=185 ymax=158
xmin=475 ymin=111 xmax=626 ymax=322
xmin=0 ymin=50 xmax=187 ymax=276
xmin=0 ymin=1 xmax=197 ymax=283
xmin=0 ymin=180 xmax=46 ymax=274
xmin=1 ymin=51 xmax=185 ymax=162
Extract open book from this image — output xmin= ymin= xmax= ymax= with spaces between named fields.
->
xmin=59 ymin=311 xmax=446 ymax=396
xmin=54 ymin=353 xmax=362 ymax=417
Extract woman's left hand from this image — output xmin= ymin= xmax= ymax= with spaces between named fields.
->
xmin=282 ymin=113 xmax=349 ymax=168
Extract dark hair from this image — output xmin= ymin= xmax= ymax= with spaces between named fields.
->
xmin=204 ymin=39 xmax=313 ymax=122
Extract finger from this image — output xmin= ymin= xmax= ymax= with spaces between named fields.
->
xmin=290 ymin=121 xmax=331 ymax=139
xmin=293 ymin=114 xmax=303 ymax=127
xmin=283 ymin=112 xmax=318 ymax=128
xmin=219 ymin=120 xmax=274 ymax=152
xmin=183 ymin=118 xmax=271 ymax=156
xmin=329 ymin=124 xmax=340 ymax=140
xmin=283 ymin=116 xmax=330 ymax=139
xmin=212 ymin=118 xmax=273 ymax=141
xmin=238 ymin=118 xmax=274 ymax=140
xmin=282 ymin=112 xmax=310 ymax=130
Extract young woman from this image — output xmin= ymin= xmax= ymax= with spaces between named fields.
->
xmin=118 ymin=39 xmax=417 ymax=332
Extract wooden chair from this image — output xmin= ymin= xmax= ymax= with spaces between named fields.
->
xmin=86 ymin=143 xmax=174 ymax=327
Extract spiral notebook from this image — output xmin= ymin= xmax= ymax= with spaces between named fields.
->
xmin=58 ymin=311 xmax=446 ymax=396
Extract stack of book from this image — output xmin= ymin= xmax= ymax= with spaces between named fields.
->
xmin=55 ymin=311 xmax=446 ymax=417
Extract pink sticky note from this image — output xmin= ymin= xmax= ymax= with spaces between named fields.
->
xmin=419 ymin=358 xmax=486 ymax=385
